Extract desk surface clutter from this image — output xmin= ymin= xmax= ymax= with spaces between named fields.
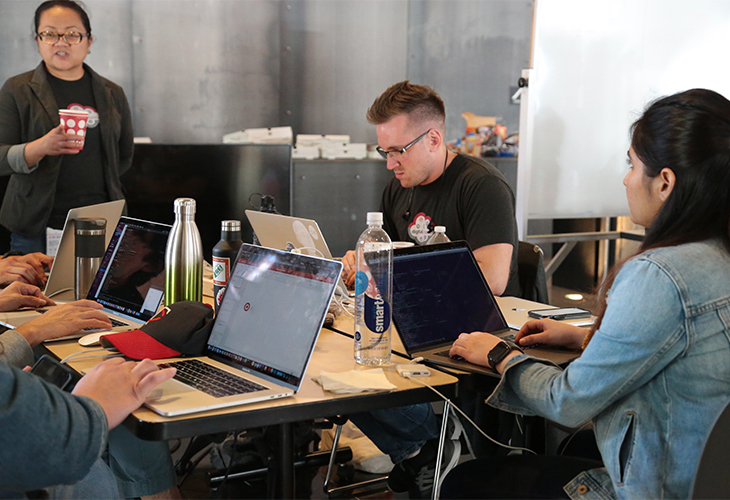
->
xmin=43 ymin=320 xmax=458 ymax=441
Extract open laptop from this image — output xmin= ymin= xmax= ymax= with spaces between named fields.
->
xmin=144 ymin=244 xmax=343 ymax=417
xmin=44 ymin=200 xmax=126 ymax=298
xmin=245 ymin=210 xmax=349 ymax=295
xmin=0 ymin=217 xmax=170 ymax=338
xmin=369 ymin=241 xmax=581 ymax=376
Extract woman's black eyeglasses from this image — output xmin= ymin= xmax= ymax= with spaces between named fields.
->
xmin=36 ymin=31 xmax=90 ymax=45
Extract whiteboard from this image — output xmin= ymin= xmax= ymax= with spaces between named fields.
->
xmin=522 ymin=0 xmax=730 ymax=220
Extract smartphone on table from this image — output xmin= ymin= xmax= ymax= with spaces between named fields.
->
xmin=30 ymin=355 xmax=82 ymax=392
xmin=528 ymin=307 xmax=592 ymax=321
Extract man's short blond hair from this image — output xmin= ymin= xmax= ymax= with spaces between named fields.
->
xmin=366 ymin=81 xmax=446 ymax=130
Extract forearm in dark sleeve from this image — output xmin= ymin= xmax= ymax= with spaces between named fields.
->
xmin=0 ymin=330 xmax=34 ymax=368
xmin=0 ymin=80 xmax=26 ymax=176
xmin=0 ymin=363 xmax=108 ymax=492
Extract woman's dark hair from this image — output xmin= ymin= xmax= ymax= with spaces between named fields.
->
xmin=34 ymin=0 xmax=91 ymax=35
xmin=586 ymin=89 xmax=730 ymax=344
xmin=632 ymin=89 xmax=730 ymax=251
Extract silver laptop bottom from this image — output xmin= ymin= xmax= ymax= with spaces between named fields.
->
xmin=145 ymin=356 xmax=293 ymax=417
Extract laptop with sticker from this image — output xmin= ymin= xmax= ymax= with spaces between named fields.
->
xmin=244 ymin=210 xmax=348 ymax=295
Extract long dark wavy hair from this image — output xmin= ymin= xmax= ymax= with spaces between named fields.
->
xmin=587 ymin=89 xmax=730 ymax=342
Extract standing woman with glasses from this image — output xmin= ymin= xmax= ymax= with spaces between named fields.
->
xmin=0 ymin=0 xmax=132 ymax=254
xmin=0 ymin=3 xmax=181 ymax=498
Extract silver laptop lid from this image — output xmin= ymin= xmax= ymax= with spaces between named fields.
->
xmin=206 ymin=244 xmax=342 ymax=391
xmin=245 ymin=210 xmax=334 ymax=258
xmin=86 ymin=217 xmax=171 ymax=323
xmin=45 ymin=200 xmax=126 ymax=297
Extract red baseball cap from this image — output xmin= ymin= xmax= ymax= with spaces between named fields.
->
xmin=100 ymin=301 xmax=214 ymax=360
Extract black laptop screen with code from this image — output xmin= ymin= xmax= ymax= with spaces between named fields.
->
xmin=388 ymin=242 xmax=508 ymax=352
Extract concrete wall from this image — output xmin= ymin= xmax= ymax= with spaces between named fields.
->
xmin=0 ymin=0 xmax=532 ymax=144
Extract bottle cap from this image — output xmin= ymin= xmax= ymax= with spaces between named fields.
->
xmin=174 ymin=198 xmax=196 ymax=214
xmin=434 ymin=226 xmax=446 ymax=233
xmin=366 ymin=212 xmax=383 ymax=224
xmin=221 ymin=220 xmax=241 ymax=231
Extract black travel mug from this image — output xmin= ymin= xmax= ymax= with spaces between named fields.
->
xmin=75 ymin=218 xmax=106 ymax=300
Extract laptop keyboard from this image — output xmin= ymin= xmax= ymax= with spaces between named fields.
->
xmin=158 ymin=359 xmax=267 ymax=398
xmin=434 ymin=350 xmax=465 ymax=361
xmin=36 ymin=309 xmax=128 ymax=329
xmin=109 ymin=317 xmax=128 ymax=327
xmin=434 ymin=335 xmax=537 ymax=360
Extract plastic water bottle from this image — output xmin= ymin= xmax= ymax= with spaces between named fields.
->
xmin=165 ymin=198 xmax=203 ymax=305
xmin=354 ymin=212 xmax=392 ymax=365
xmin=212 ymin=220 xmax=243 ymax=314
xmin=426 ymin=225 xmax=451 ymax=244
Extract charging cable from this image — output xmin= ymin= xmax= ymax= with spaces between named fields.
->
xmin=556 ymin=421 xmax=592 ymax=455
xmin=46 ymin=287 xmax=73 ymax=299
xmin=60 ymin=348 xmax=123 ymax=365
xmin=293 ymin=246 xmax=355 ymax=317
xmin=402 ymin=367 xmax=537 ymax=456
xmin=292 ymin=246 xmax=325 ymax=258
xmin=333 ymin=294 xmax=355 ymax=318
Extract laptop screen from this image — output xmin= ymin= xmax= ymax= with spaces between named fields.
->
xmin=206 ymin=244 xmax=342 ymax=389
xmin=87 ymin=217 xmax=171 ymax=322
xmin=388 ymin=241 xmax=509 ymax=352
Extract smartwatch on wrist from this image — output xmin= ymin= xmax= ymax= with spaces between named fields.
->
xmin=487 ymin=341 xmax=523 ymax=371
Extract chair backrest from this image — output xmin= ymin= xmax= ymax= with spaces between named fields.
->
xmin=692 ymin=401 xmax=730 ymax=499
xmin=517 ymin=241 xmax=549 ymax=303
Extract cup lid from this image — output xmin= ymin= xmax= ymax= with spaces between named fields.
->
xmin=58 ymin=109 xmax=89 ymax=115
xmin=75 ymin=217 xmax=106 ymax=230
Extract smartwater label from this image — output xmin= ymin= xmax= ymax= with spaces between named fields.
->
xmin=355 ymin=269 xmax=391 ymax=333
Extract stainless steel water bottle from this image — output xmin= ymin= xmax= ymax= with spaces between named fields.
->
xmin=165 ymin=198 xmax=203 ymax=305
xmin=74 ymin=218 xmax=106 ymax=300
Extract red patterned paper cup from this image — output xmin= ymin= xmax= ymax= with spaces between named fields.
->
xmin=58 ymin=109 xmax=89 ymax=150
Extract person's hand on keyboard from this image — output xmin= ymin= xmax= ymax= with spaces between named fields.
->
xmin=515 ymin=319 xmax=589 ymax=351
xmin=0 ymin=281 xmax=55 ymax=312
xmin=72 ymin=358 xmax=176 ymax=428
xmin=15 ymin=300 xmax=112 ymax=347
xmin=0 ymin=252 xmax=53 ymax=287
xmin=341 ymin=250 xmax=357 ymax=289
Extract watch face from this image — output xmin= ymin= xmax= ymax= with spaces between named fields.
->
xmin=488 ymin=341 xmax=512 ymax=370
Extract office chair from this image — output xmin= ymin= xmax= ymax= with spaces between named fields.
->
xmin=517 ymin=241 xmax=549 ymax=303
xmin=692 ymin=401 xmax=730 ymax=499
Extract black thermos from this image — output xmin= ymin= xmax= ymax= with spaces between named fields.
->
xmin=75 ymin=218 xmax=106 ymax=300
xmin=212 ymin=220 xmax=243 ymax=313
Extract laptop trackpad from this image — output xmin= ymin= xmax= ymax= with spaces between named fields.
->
xmin=146 ymin=378 xmax=197 ymax=403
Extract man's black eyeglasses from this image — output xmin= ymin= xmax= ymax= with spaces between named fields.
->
xmin=376 ymin=129 xmax=431 ymax=160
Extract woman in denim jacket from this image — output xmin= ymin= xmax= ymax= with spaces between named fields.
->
xmin=441 ymin=88 xmax=730 ymax=500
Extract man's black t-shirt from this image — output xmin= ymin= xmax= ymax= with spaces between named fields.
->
xmin=381 ymin=153 xmax=521 ymax=296
xmin=46 ymin=70 xmax=107 ymax=228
